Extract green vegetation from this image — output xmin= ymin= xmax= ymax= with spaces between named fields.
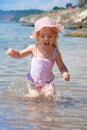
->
xmin=66 ymin=3 xmax=73 ymax=8
xmin=78 ymin=0 xmax=87 ymax=7
xmin=52 ymin=6 xmax=65 ymax=10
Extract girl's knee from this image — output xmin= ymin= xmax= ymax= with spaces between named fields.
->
xmin=42 ymin=84 xmax=55 ymax=98
xmin=29 ymin=88 xmax=40 ymax=98
xmin=44 ymin=90 xmax=55 ymax=98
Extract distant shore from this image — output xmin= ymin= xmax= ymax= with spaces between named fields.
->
xmin=19 ymin=6 xmax=87 ymax=37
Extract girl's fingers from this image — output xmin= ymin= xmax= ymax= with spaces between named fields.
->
xmin=63 ymin=72 xmax=70 ymax=81
xmin=6 ymin=48 xmax=13 ymax=54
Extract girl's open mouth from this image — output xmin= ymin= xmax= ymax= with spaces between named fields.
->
xmin=44 ymin=42 xmax=50 ymax=46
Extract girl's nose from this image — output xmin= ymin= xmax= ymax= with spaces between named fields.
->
xmin=44 ymin=36 xmax=49 ymax=41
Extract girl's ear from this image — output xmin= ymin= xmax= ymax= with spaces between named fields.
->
xmin=35 ymin=31 xmax=39 ymax=41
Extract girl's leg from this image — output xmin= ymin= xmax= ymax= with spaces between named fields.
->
xmin=41 ymin=83 xmax=55 ymax=98
xmin=26 ymin=81 xmax=41 ymax=99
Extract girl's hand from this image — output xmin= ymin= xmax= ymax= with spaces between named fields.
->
xmin=63 ymin=72 xmax=70 ymax=81
xmin=6 ymin=48 xmax=14 ymax=55
xmin=6 ymin=48 xmax=20 ymax=58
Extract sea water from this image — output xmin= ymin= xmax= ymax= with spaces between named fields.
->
xmin=0 ymin=22 xmax=87 ymax=130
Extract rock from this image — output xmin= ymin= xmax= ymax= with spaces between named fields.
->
xmin=64 ymin=9 xmax=87 ymax=29
xmin=64 ymin=28 xmax=87 ymax=37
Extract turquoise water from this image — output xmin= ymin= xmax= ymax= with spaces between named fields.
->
xmin=0 ymin=22 xmax=87 ymax=130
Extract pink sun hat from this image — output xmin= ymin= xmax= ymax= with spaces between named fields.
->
xmin=30 ymin=17 xmax=64 ymax=39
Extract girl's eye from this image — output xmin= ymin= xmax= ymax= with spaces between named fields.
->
xmin=40 ymin=35 xmax=53 ymax=38
xmin=40 ymin=35 xmax=44 ymax=38
xmin=48 ymin=35 xmax=52 ymax=38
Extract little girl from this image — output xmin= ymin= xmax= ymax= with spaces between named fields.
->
xmin=6 ymin=17 xmax=70 ymax=99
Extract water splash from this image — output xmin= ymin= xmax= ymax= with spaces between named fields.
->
xmin=4 ymin=77 xmax=28 ymax=100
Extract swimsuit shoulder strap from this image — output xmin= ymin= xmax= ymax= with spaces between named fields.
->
xmin=34 ymin=44 xmax=37 ymax=56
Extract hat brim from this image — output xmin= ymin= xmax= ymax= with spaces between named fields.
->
xmin=30 ymin=24 xmax=64 ymax=39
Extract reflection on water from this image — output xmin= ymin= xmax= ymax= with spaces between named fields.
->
xmin=0 ymin=23 xmax=87 ymax=129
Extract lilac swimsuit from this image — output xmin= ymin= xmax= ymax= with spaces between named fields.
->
xmin=27 ymin=45 xmax=57 ymax=87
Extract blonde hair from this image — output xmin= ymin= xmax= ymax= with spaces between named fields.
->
xmin=36 ymin=27 xmax=59 ymax=48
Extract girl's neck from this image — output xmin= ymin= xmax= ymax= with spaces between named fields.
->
xmin=37 ymin=43 xmax=54 ymax=58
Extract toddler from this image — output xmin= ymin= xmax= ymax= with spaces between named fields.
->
xmin=6 ymin=17 xmax=70 ymax=99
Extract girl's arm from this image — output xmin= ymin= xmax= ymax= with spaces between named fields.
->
xmin=55 ymin=50 xmax=70 ymax=81
xmin=6 ymin=44 xmax=35 ymax=58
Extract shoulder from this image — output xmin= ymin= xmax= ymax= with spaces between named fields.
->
xmin=28 ymin=43 xmax=39 ymax=49
xmin=25 ymin=44 xmax=36 ymax=52
xmin=22 ymin=44 xmax=36 ymax=55
xmin=27 ymin=43 xmax=39 ymax=56
xmin=28 ymin=44 xmax=35 ymax=49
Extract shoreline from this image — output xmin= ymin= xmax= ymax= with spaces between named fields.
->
xmin=64 ymin=28 xmax=87 ymax=37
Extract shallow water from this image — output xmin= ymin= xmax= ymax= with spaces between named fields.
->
xmin=0 ymin=22 xmax=87 ymax=130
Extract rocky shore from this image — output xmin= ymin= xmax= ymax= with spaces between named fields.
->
xmin=64 ymin=28 xmax=87 ymax=37
xmin=19 ymin=5 xmax=87 ymax=37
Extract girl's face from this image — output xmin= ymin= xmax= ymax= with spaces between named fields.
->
xmin=37 ymin=27 xmax=57 ymax=49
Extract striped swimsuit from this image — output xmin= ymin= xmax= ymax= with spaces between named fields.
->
xmin=27 ymin=45 xmax=57 ymax=87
